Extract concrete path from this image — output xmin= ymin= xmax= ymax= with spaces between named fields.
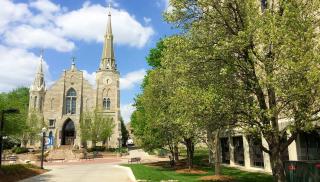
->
xmin=20 ymin=163 xmax=136 ymax=182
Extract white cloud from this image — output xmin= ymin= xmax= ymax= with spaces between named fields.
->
xmin=0 ymin=0 xmax=31 ymax=33
xmin=143 ymin=17 xmax=152 ymax=24
xmin=82 ymin=70 xmax=96 ymax=86
xmin=0 ymin=0 xmax=154 ymax=52
xmin=121 ymin=103 xmax=136 ymax=123
xmin=4 ymin=25 xmax=75 ymax=52
xmin=0 ymin=45 xmax=50 ymax=92
xmin=30 ymin=0 xmax=61 ymax=14
xmin=120 ymin=69 xmax=146 ymax=90
xmin=106 ymin=0 xmax=120 ymax=8
xmin=56 ymin=3 xmax=154 ymax=48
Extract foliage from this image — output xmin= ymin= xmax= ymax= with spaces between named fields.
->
xmin=146 ymin=39 xmax=165 ymax=68
xmin=12 ymin=147 xmax=29 ymax=154
xmin=165 ymin=0 xmax=320 ymax=181
xmin=0 ymin=88 xmax=29 ymax=138
xmin=80 ymin=110 xmax=115 ymax=147
xmin=120 ymin=117 xmax=129 ymax=146
xmin=87 ymin=146 xmax=106 ymax=152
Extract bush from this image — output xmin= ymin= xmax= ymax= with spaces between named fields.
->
xmin=12 ymin=147 xmax=29 ymax=154
xmin=87 ymin=146 xmax=106 ymax=152
xmin=156 ymin=148 xmax=168 ymax=157
xmin=115 ymin=147 xmax=128 ymax=153
xmin=106 ymin=148 xmax=116 ymax=152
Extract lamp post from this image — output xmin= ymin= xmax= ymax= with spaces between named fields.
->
xmin=40 ymin=127 xmax=47 ymax=169
xmin=0 ymin=108 xmax=19 ymax=167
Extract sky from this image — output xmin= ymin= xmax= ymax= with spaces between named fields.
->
xmin=0 ymin=0 xmax=175 ymax=123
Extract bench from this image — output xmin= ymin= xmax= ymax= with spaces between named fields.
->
xmin=128 ymin=157 xmax=141 ymax=164
xmin=2 ymin=155 xmax=17 ymax=163
xmin=48 ymin=158 xmax=65 ymax=163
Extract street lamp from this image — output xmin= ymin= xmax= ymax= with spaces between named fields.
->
xmin=40 ymin=127 xmax=47 ymax=169
xmin=0 ymin=108 xmax=19 ymax=167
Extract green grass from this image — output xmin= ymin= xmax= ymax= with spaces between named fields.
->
xmin=0 ymin=164 xmax=41 ymax=175
xmin=125 ymin=164 xmax=273 ymax=182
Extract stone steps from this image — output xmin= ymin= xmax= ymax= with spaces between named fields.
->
xmin=48 ymin=146 xmax=77 ymax=160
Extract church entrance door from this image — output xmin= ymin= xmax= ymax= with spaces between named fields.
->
xmin=62 ymin=119 xmax=75 ymax=145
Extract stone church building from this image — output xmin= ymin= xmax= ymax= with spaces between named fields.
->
xmin=28 ymin=10 xmax=121 ymax=148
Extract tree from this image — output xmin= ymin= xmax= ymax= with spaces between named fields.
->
xmin=120 ymin=117 xmax=129 ymax=147
xmin=0 ymin=88 xmax=31 ymax=145
xmin=166 ymin=0 xmax=320 ymax=181
xmin=80 ymin=110 xmax=114 ymax=148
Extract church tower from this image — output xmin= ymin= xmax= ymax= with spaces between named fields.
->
xmin=96 ymin=6 xmax=121 ymax=147
xmin=29 ymin=53 xmax=46 ymax=113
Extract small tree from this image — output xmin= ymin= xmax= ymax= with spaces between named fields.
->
xmin=80 ymin=110 xmax=114 ymax=148
xmin=120 ymin=117 xmax=129 ymax=147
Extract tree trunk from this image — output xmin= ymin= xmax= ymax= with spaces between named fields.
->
xmin=214 ymin=130 xmax=221 ymax=175
xmin=270 ymin=149 xmax=286 ymax=182
xmin=174 ymin=144 xmax=179 ymax=161
xmin=185 ymin=138 xmax=194 ymax=170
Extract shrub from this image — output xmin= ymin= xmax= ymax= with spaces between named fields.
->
xmin=12 ymin=147 xmax=29 ymax=154
xmin=87 ymin=146 xmax=106 ymax=152
xmin=156 ymin=148 xmax=168 ymax=157
xmin=115 ymin=147 xmax=128 ymax=153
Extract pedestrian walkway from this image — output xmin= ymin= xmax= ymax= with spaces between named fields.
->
xmin=20 ymin=163 xmax=136 ymax=182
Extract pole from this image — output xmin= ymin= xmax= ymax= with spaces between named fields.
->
xmin=40 ymin=131 xmax=45 ymax=169
xmin=0 ymin=111 xmax=4 ymax=167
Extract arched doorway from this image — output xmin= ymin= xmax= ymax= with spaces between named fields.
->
xmin=61 ymin=119 xmax=75 ymax=145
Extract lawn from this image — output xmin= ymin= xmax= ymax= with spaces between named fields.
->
xmin=125 ymin=148 xmax=273 ymax=182
xmin=125 ymin=164 xmax=272 ymax=182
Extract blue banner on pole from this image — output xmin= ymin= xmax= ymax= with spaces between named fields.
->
xmin=47 ymin=136 xmax=54 ymax=146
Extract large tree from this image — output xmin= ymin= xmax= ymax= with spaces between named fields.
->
xmin=166 ymin=0 xmax=320 ymax=181
xmin=0 ymin=88 xmax=30 ymax=142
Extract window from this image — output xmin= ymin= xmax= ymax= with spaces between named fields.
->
xmin=103 ymin=98 xmax=107 ymax=109
xmin=39 ymin=97 xmax=43 ymax=111
xmin=107 ymin=98 xmax=111 ymax=110
xmin=103 ymin=98 xmax=111 ymax=110
xmin=49 ymin=119 xmax=55 ymax=128
xmin=50 ymin=98 xmax=54 ymax=110
xmin=34 ymin=96 xmax=37 ymax=109
xmin=66 ymin=88 xmax=77 ymax=114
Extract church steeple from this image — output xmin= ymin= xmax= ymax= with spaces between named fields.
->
xmin=31 ymin=52 xmax=46 ymax=91
xmin=100 ymin=4 xmax=115 ymax=70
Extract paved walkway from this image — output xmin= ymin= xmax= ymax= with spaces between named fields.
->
xmin=20 ymin=163 xmax=136 ymax=182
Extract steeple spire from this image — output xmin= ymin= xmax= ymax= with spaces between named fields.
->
xmin=31 ymin=51 xmax=46 ymax=91
xmin=71 ymin=56 xmax=77 ymax=71
xmin=100 ymin=4 xmax=115 ymax=70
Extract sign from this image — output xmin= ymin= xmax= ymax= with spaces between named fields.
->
xmin=47 ymin=136 xmax=54 ymax=146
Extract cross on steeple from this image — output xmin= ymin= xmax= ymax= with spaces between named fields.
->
xmin=71 ymin=56 xmax=77 ymax=71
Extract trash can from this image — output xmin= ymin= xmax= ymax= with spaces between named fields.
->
xmin=284 ymin=161 xmax=320 ymax=182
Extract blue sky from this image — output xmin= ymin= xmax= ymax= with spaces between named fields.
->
xmin=0 ymin=0 xmax=175 ymax=122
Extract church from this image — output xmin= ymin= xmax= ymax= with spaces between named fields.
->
xmin=28 ymin=9 xmax=121 ymax=148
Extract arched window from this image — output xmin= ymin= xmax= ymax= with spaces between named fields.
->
xmin=34 ymin=96 xmax=37 ymax=109
xmin=66 ymin=88 xmax=77 ymax=114
xmin=39 ymin=97 xmax=43 ymax=111
xmin=107 ymin=98 xmax=111 ymax=110
xmin=103 ymin=98 xmax=111 ymax=110
xmin=103 ymin=98 xmax=107 ymax=109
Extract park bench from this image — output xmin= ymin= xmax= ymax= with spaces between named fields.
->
xmin=128 ymin=157 xmax=141 ymax=164
xmin=48 ymin=158 xmax=65 ymax=163
xmin=2 ymin=155 xmax=17 ymax=163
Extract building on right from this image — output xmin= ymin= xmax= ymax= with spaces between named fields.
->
xmin=219 ymin=120 xmax=320 ymax=172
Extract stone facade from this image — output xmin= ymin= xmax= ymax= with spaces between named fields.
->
xmin=28 ymin=10 xmax=121 ymax=148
